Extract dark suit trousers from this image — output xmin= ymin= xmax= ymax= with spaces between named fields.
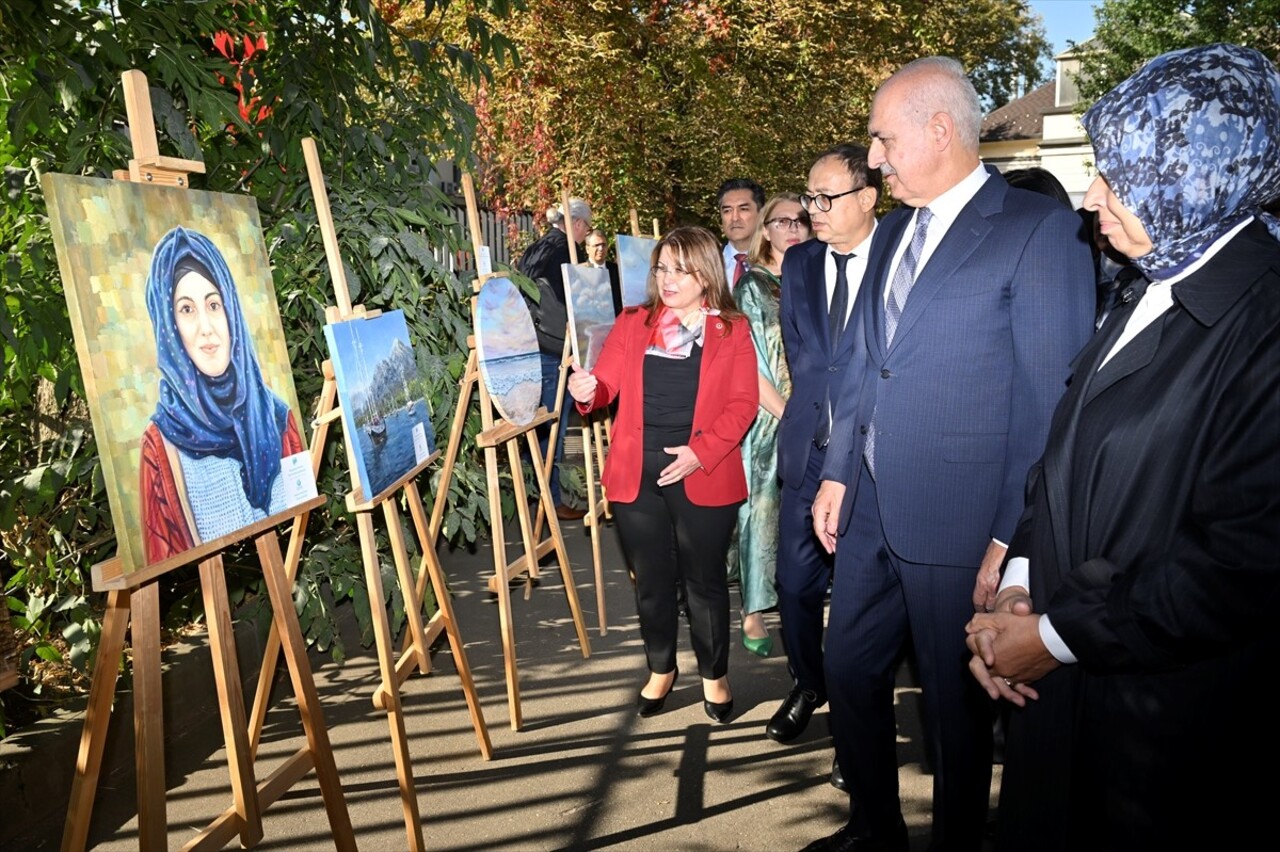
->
xmin=827 ymin=462 xmax=993 ymax=851
xmin=613 ymin=449 xmax=739 ymax=680
xmin=777 ymin=445 xmax=835 ymax=699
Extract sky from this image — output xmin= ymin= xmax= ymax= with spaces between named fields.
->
xmin=1029 ymin=0 xmax=1104 ymax=57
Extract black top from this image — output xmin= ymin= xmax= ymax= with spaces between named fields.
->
xmin=517 ymin=227 xmax=572 ymax=354
xmin=642 ymin=343 xmax=703 ymax=451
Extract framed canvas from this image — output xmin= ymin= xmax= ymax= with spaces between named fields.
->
xmin=43 ymin=174 xmax=317 ymax=586
xmin=324 ymin=310 xmax=436 ymax=503
xmin=561 ymin=264 xmax=615 ymax=370
xmin=475 ymin=276 xmax=542 ymax=426
xmin=615 ymin=234 xmax=657 ymax=308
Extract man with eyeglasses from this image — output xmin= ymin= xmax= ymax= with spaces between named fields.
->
xmin=769 ymin=145 xmax=880 ymax=783
xmin=801 ymin=57 xmax=1094 ymax=852
xmin=716 ymin=178 xmax=765 ymax=288
xmin=580 ymin=229 xmax=623 ymax=315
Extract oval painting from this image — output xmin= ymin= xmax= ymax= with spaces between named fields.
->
xmin=475 ymin=276 xmax=543 ymax=426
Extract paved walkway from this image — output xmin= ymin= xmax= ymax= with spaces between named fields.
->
xmin=7 ymin=507 xmax=1000 ymax=850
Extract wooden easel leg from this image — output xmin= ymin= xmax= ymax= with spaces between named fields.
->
xmin=248 ymin=507 xmax=312 ymax=756
xmin=355 ymin=512 xmax=426 ymax=852
xmin=594 ymin=418 xmax=612 ymax=519
xmin=254 ymin=532 xmax=356 ymax=852
xmin=404 ymin=481 xmax=493 ymax=760
xmin=580 ymin=423 xmax=607 ymax=636
xmin=199 ymin=555 xmax=263 ymax=847
xmin=131 ymin=581 xmax=167 ymax=851
xmin=427 ymin=353 xmax=478 ymax=544
xmin=505 ymin=439 xmax=541 ymax=596
xmin=484 ymin=440 xmax=522 ymax=730
xmin=382 ymin=500 xmax=430 ymax=675
xmin=61 ymin=589 xmax=131 ymax=852
xmin=525 ymin=431 xmax=591 ymax=658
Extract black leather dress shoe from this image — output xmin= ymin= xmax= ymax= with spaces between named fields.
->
xmin=767 ymin=687 xmax=823 ymax=743
xmin=798 ymin=822 xmax=908 ymax=852
xmin=830 ymin=756 xmax=848 ymax=792
xmin=637 ymin=670 xmax=678 ymax=717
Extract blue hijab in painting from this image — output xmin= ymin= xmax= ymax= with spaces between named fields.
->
xmin=145 ymin=226 xmax=291 ymax=513
xmin=1081 ymin=43 xmax=1280 ymax=280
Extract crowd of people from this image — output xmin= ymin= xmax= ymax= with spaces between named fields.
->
xmin=526 ymin=44 xmax=1280 ymax=851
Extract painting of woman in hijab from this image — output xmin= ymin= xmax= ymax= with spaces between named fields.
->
xmin=139 ymin=226 xmax=307 ymax=563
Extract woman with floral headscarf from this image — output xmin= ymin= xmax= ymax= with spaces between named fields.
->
xmin=139 ymin=226 xmax=303 ymax=564
xmin=964 ymin=44 xmax=1280 ymax=849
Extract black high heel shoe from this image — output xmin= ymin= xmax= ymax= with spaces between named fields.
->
xmin=703 ymin=697 xmax=734 ymax=724
xmin=637 ymin=669 xmax=678 ymax=717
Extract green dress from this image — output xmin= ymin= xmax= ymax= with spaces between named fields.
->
xmin=727 ymin=267 xmax=790 ymax=615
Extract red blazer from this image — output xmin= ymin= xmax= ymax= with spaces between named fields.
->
xmin=578 ymin=307 xmax=759 ymax=506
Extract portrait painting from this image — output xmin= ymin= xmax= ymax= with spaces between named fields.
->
xmin=615 ymin=234 xmax=658 ymax=308
xmin=475 ymin=276 xmax=542 ymax=426
xmin=562 ymin=263 xmax=615 ymax=370
xmin=324 ymin=310 xmax=436 ymax=503
xmin=43 ymin=173 xmax=317 ymax=585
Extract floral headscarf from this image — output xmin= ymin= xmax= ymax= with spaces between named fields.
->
xmin=1081 ymin=43 xmax=1280 ymax=279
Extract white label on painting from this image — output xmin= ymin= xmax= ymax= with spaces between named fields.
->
xmin=412 ymin=422 xmax=429 ymax=465
xmin=477 ymin=245 xmax=492 ymax=276
xmin=281 ymin=452 xmax=318 ymax=505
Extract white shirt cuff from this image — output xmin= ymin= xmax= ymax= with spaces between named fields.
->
xmin=1038 ymin=615 xmax=1078 ymax=664
xmin=1000 ymin=556 xmax=1030 ymax=592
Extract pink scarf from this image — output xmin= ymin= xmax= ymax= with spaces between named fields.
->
xmin=645 ymin=304 xmax=718 ymax=359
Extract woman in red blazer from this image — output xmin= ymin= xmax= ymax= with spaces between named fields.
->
xmin=569 ymin=226 xmax=759 ymax=723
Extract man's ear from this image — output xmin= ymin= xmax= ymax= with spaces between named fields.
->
xmin=930 ymin=111 xmax=955 ymax=152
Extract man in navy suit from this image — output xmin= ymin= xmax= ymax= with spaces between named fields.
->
xmin=803 ymin=58 xmax=1095 ymax=852
xmin=770 ymin=145 xmax=879 ymax=756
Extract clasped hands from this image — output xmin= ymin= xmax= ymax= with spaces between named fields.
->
xmin=965 ymin=586 xmax=1060 ymax=707
xmin=568 ymin=364 xmax=701 ymax=487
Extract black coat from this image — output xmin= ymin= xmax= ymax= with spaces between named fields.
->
xmin=998 ymin=220 xmax=1280 ymax=850
xmin=517 ymin=227 xmax=571 ymax=354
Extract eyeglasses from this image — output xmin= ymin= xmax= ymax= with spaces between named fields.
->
xmin=800 ymin=187 xmax=866 ymax=212
xmin=586 ymin=243 xmax=607 ymax=250
xmin=766 ymin=216 xmax=811 ymax=232
xmin=651 ymin=264 xmax=691 ymax=278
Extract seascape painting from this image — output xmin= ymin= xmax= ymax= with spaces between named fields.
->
xmin=324 ymin=310 xmax=436 ymax=502
xmin=475 ymin=276 xmax=542 ymax=426
xmin=42 ymin=173 xmax=317 ymax=585
xmin=562 ymin=263 xmax=615 ymax=370
xmin=616 ymin=234 xmax=658 ymax=308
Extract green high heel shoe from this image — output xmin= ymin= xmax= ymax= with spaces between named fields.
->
xmin=741 ymin=632 xmax=773 ymax=658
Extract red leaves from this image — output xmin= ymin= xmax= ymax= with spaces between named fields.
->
xmin=211 ymin=30 xmax=273 ymax=125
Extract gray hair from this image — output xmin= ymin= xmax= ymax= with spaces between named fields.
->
xmin=889 ymin=56 xmax=982 ymax=150
xmin=545 ymin=197 xmax=592 ymax=229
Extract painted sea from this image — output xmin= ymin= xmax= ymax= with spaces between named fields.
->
xmin=476 ymin=276 xmax=543 ymax=426
xmin=350 ymin=401 xmax=436 ymax=501
xmin=616 ymin=234 xmax=658 ymax=308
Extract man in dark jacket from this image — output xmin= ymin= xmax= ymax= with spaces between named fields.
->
xmin=517 ymin=197 xmax=593 ymax=520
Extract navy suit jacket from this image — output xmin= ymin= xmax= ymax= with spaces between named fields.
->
xmin=777 ymin=231 xmax=887 ymax=491
xmin=822 ymin=168 xmax=1095 ymax=567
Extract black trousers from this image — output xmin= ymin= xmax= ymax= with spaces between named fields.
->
xmin=612 ymin=448 xmax=740 ymax=680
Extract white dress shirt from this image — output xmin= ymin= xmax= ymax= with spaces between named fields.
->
xmin=881 ymin=163 xmax=990 ymax=306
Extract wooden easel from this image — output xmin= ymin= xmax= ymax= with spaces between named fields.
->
xmin=234 ymin=138 xmax=494 ymax=851
xmin=61 ymin=70 xmax=354 ymax=852
xmin=428 ymin=174 xmax=591 ymax=731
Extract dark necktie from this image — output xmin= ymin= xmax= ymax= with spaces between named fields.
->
xmin=828 ymin=251 xmax=854 ymax=350
xmin=815 ymin=251 xmax=855 ymax=448
xmin=733 ymin=252 xmax=748 ymax=286
xmin=866 ymin=207 xmax=932 ymax=476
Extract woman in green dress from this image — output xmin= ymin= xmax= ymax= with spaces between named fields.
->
xmin=730 ymin=192 xmax=811 ymax=656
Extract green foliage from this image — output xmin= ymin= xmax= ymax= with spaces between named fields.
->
xmin=1074 ymin=0 xmax=1280 ymax=104
xmin=0 ymin=0 xmax=519 ymax=729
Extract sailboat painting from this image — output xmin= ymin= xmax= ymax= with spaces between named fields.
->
xmin=475 ymin=276 xmax=542 ymax=426
xmin=324 ymin=310 xmax=435 ymax=502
